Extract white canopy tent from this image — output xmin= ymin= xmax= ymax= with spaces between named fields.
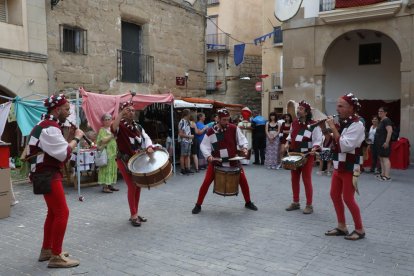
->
xmin=173 ymin=100 xmax=213 ymax=109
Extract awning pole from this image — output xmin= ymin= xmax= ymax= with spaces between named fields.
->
xmin=170 ymin=103 xmax=176 ymax=174
xmin=76 ymin=89 xmax=82 ymax=199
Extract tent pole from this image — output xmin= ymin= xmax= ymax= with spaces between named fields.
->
xmin=170 ymin=103 xmax=176 ymax=174
xmin=76 ymin=89 xmax=82 ymax=199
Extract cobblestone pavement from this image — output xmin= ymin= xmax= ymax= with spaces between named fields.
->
xmin=1 ymin=164 xmax=414 ymax=276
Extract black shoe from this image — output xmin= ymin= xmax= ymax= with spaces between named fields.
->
xmin=192 ymin=204 xmax=201 ymax=214
xmin=180 ymin=170 xmax=187 ymax=175
xmin=130 ymin=218 xmax=141 ymax=227
xmin=186 ymin=169 xmax=194 ymax=175
xmin=245 ymin=201 xmax=258 ymax=211
xmin=253 ymin=162 xmax=260 ymax=165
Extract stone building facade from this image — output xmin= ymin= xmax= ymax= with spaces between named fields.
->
xmin=260 ymin=0 xmax=283 ymax=118
xmin=280 ymin=0 xmax=414 ymax=160
xmin=0 ymin=0 xmax=48 ymax=155
xmin=206 ymin=0 xmax=263 ymax=113
xmin=46 ymin=0 xmax=206 ymax=96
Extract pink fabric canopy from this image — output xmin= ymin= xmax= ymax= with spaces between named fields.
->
xmin=80 ymin=88 xmax=174 ymax=132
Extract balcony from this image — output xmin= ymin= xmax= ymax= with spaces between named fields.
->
xmin=206 ymin=75 xmax=225 ymax=93
xmin=207 ymin=0 xmax=220 ymax=6
xmin=271 ymin=72 xmax=283 ymax=92
xmin=117 ymin=49 xmax=154 ymax=84
xmin=206 ymin=33 xmax=230 ymax=52
xmin=319 ymin=0 xmax=402 ymax=24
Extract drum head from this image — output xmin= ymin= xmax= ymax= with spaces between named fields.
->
xmin=283 ymin=155 xmax=302 ymax=162
xmin=215 ymin=166 xmax=240 ymax=173
xmin=128 ymin=149 xmax=169 ymax=174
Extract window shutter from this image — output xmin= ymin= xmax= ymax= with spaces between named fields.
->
xmin=0 ymin=0 xmax=6 ymax=23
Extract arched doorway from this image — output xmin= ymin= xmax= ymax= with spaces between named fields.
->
xmin=323 ymin=30 xmax=401 ymax=127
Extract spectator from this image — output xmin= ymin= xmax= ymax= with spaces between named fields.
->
xmin=264 ymin=112 xmax=280 ymax=169
xmin=231 ymin=114 xmax=241 ymax=125
xmin=367 ymin=115 xmax=380 ymax=174
xmin=317 ymin=127 xmax=333 ymax=176
xmin=165 ymin=129 xmax=173 ymax=162
xmin=207 ymin=113 xmax=218 ymax=128
xmin=96 ymin=113 xmax=118 ymax=193
xmin=278 ymin=113 xmax=292 ymax=169
xmin=238 ymin=107 xmax=253 ymax=165
xmin=178 ymin=109 xmax=194 ymax=175
xmin=375 ymin=107 xmax=393 ymax=181
xmin=189 ymin=113 xmax=201 ymax=172
xmin=195 ymin=113 xmax=209 ymax=170
xmin=251 ymin=112 xmax=267 ymax=165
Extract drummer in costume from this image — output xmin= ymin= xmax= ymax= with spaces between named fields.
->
xmin=192 ymin=108 xmax=258 ymax=214
xmin=284 ymin=100 xmax=322 ymax=214
xmin=324 ymin=93 xmax=366 ymax=240
xmin=112 ymin=101 xmax=154 ymax=227
xmin=27 ymin=94 xmax=82 ymax=268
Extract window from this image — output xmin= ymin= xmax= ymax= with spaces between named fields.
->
xmin=273 ymin=27 xmax=283 ymax=45
xmin=0 ymin=0 xmax=6 ymax=23
xmin=359 ymin=43 xmax=381 ymax=65
xmin=60 ymin=25 xmax=87 ymax=54
xmin=117 ymin=21 xmax=154 ymax=83
xmin=206 ymin=15 xmax=218 ymax=45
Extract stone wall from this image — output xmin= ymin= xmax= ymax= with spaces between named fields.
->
xmin=46 ymin=0 xmax=206 ymax=96
xmin=209 ymin=55 xmax=262 ymax=113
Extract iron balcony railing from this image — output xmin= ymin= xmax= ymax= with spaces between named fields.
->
xmin=117 ymin=49 xmax=154 ymax=84
xmin=320 ymin=0 xmax=399 ymax=12
xmin=207 ymin=0 xmax=220 ymax=5
xmin=271 ymin=72 xmax=283 ymax=90
xmin=206 ymin=33 xmax=230 ymax=51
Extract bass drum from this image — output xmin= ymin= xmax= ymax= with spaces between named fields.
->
xmin=127 ymin=148 xmax=172 ymax=189
xmin=213 ymin=166 xmax=240 ymax=196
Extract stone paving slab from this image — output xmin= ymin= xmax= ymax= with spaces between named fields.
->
xmin=1 ymin=165 xmax=414 ymax=275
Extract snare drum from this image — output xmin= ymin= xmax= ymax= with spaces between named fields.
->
xmin=127 ymin=148 xmax=172 ymax=189
xmin=281 ymin=152 xmax=307 ymax=170
xmin=213 ymin=166 xmax=240 ymax=196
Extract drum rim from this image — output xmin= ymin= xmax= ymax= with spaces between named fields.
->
xmin=130 ymin=160 xmax=171 ymax=177
xmin=214 ymin=166 xmax=241 ymax=173
xmin=134 ymin=167 xmax=173 ymax=188
xmin=127 ymin=148 xmax=169 ymax=175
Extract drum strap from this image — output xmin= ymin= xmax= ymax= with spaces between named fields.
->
xmin=117 ymin=152 xmax=132 ymax=174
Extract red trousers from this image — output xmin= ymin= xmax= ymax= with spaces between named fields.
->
xmin=290 ymin=155 xmax=314 ymax=205
xmin=117 ymin=159 xmax=141 ymax=217
xmin=330 ymin=170 xmax=363 ymax=230
xmin=196 ymin=163 xmax=251 ymax=205
xmin=42 ymin=177 xmax=69 ymax=255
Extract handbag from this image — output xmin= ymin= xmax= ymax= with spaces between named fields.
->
xmin=32 ymin=171 xmax=55 ymax=194
xmin=95 ymin=148 xmax=108 ymax=167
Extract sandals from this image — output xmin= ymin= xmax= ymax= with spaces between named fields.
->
xmin=138 ymin=216 xmax=147 ymax=222
xmin=130 ymin=218 xmax=141 ymax=227
xmin=109 ymin=185 xmax=119 ymax=191
xmin=102 ymin=187 xmax=113 ymax=193
xmin=129 ymin=216 xmax=147 ymax=222
xmin=325 ymin=228 xmax=349 ymax=236
xmin=344 ymin=230 xmax=365 ymax=241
